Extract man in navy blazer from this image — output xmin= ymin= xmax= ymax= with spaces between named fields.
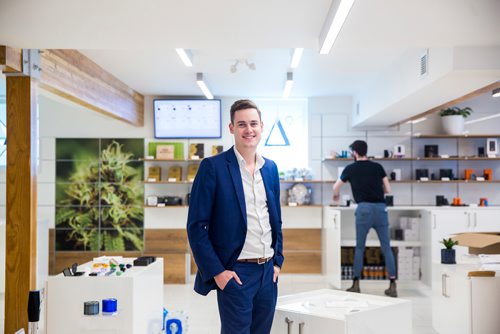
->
xmin=187 ymin=99 xmax=284 ymax=333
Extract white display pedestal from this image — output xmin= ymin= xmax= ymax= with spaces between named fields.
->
xmin=46 ymin=258 xmax=164 ymax=334
xmin=271 ymin=289 xmax=412 ymax=334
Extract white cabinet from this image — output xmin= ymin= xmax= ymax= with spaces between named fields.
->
xmin=322 ymin=207 xmax=341 ymax=289
xmin=46 ymin=258 xmax=164 ymax=334
xmin=427 ymin=209 xmax=500 ymax=263
xmin=432 ymin=263 xmax=500 ymax=334
xmin=428 ymin=210 xmax=471 ymax=263
xmin=470 ymin=209 xmax=500 ymax=232
xmin=271 ymin=289 xmax=412 ymax=334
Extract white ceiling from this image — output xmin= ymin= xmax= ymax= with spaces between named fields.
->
xmin=1 ymin=0 xmax=500 ymax=100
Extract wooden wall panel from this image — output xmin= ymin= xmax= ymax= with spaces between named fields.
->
xmin=144 ymin=253 xmax=187 ymax=284
xmin=49 ymin=229 xmax=190 ymax=284
xmin=145 ymin=229 xmax=188 ymax=253
xmin=283 ymin=229 xmax=321 ymax=251
xmin=281 ymin=251 xmax=322 ymax=274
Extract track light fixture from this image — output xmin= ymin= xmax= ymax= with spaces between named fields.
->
xmin=229 ymin=59 xmax=256 ymax=73
xmin=493 ymin=88 xmax=500 ymax=98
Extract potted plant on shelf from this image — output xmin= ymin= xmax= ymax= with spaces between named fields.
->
xmin=440 ymin=238 xmax=459 ymax=264
xmin=439 ymin=107 xmax=473 ymax=135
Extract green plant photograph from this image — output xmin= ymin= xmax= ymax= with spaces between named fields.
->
xmin=55 ymin=138 xmax=144 ymax=251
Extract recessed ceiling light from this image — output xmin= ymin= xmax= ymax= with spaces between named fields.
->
xmin=175 ymin=48 xmax=193 ymax=67
xmin=290 ymin=48 xmax=304 ymax=68
xmin=196 ymin=73 xmax=213 ymax=99
xmin=319 ymin=0 xmax=356 ymax=55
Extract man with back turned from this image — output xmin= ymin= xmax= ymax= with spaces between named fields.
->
xmin=332 ymin=140 xmax=397 ymax=297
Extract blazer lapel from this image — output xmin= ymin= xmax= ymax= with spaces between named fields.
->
xmin=227 ymin=149 xmax=247 ymax=224
xmin=259 ymin=163 xmax=276 ymax=215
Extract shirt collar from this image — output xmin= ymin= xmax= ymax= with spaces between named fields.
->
xmin=233 ymin=146 xmax=265 ymax=170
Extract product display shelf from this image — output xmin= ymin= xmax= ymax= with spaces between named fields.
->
xmin=141 ymin=158 xmax=203 ymax=162
xmin=280 ymin=180 xmax=323 ymax=183
xmin=413 ymin=134 xmax=500 ymax=139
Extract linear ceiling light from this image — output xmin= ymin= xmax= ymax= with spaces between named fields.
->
xmin=319 ymin=0 xmax=356 ymax=55
xmin=493 ymin=87 xmax=500 ymax=97
xmin=282 ymin=72 xmax=294 ymax=99
xmin=175 ymin=48 xmax=193 ymax=67
xmin=196 ymin=73 xmax=214 ymax=99
xmin=465 ymin=113 xmax=500 ymax=125
xmin=290 ymin=48 xmax=304 ymax=68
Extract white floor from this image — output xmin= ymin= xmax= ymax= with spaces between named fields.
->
xmin=1 ymin=276 xmax=438 ymax=333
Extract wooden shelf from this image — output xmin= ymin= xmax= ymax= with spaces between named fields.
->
xmin=323 ymin=157 xmax=412 ymax=161
xmin=280 ymin=180 xmax=323 ymax=183
xmin=414 ymin=157 xmax=500 ymax=161
xmin=413 ymin=134 xmax=500 ymax=139
xmin=325 ymin=156 xmax=500 ymax=161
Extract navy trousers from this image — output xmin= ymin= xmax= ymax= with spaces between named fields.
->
xmin=216 ymin=260 xmax=277 ymax=334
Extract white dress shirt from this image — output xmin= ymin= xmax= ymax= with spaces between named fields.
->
xmin=234 ymin=147 xmax=274 ymax=260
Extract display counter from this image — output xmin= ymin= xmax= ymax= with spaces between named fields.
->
xmin=46 ymin=257 xmax=164 ymax=334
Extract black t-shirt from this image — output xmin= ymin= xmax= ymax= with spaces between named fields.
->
xmin=340 ymin=160 xmax=387 ymax=204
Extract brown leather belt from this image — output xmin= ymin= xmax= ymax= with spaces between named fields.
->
xmin=237 ymin=257 xmax=273 ymax=264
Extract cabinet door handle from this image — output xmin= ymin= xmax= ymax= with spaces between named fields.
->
xmin=285 ymin=317 xmax=294 ymax=334
xmin=467 ymin=212 xmax=471 ymax=228
xmin=299 ymin=322 xmax=305 ymax=334
xmin=442 ymin=273 xmax=449 ymax=298
xmin=432 ymin=214 xmax=436 ymax=229
xmin=473 ymin=212 xmax=477 ymax=228
xmin=333 ymin=216 xmax=338 ymax=230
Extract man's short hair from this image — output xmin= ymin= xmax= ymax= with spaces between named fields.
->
xmin=230 ymin=99 xmax=261 ymax=124
xmin=350 ymin=140 xmax=368 ymax=157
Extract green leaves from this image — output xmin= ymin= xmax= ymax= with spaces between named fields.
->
xmin=439 ymin=107 xmax=473 ymax=118
xmin=440 ymin=237 xmax=459 ymax=249
xmin=56 ymin=140 xmax=144 ymax=251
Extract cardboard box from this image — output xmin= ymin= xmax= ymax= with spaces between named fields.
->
xmin=452 ymin=233 xmax=500 ymax=255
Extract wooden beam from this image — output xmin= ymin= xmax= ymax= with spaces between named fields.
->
xmin=39 ymin=49 xmax=144 ymax=126
xmin=5 ymin=75 xmax=38 ymax=334
xmin=392 ymin=81 xmax=500 ymax=127
xmin=0 ymin=46 xmax=23 ymax=73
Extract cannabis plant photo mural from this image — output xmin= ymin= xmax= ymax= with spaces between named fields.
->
xmin=55 ymin=138 xmax=144 ymax=251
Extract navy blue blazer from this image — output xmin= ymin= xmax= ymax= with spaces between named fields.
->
xmin=187 ymin=147 xmax=284 ymax=296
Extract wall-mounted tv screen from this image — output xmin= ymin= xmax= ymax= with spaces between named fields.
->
xmin=154 ymin=99 xmax=222 ymax=138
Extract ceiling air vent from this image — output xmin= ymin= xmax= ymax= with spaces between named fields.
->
xmin=420 ymin=49 xmax=429 ymax=77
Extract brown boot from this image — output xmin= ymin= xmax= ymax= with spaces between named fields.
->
xmin=384 ymin=281 xmax=397 ymax=297
xmin=346 ymin=279 xmax=360 ymax=293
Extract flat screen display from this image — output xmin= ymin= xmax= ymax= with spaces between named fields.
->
xmin=154 ymin=99 xmax=222 ymax=138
